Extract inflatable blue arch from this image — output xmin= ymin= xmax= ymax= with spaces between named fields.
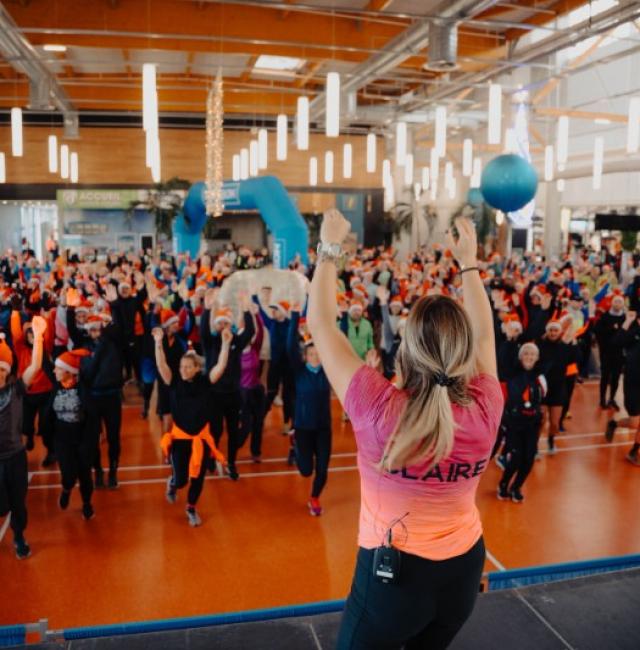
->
xmin=173 ymin=176 xmax=308 ymax=268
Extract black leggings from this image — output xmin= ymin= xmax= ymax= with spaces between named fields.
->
xmin=239 ymin=386 xmax=266 ymax=457
xmin=87 ymin=393 xmax=122 ymax=470
xmin=337 ymin=537 xmax=485 ymax=650
xmin=22 ymin=391 xmax=54 ymax=452
xmin=600 ymin=352 xmax=623 ymax=405
xmin=561 ymin=375 xmax=577 ymax=424
xmin=265 ymin=357 xmax=295 ymax=424
xmin=500 ymin=419 xmax=540 ymax=491
xmin=170 ymin=439 xmax=210 ymax=506
xmin=0 ymin=450 xmax=28 ymax=541
xmin=209 ymin=391 xmax=240 ymax=468
xmin=55 ymin=433 xmax=95 ymax=505
xmin=295 ymin=428 xmax=331 ymax=498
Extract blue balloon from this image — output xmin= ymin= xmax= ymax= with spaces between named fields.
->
xmin=480 ymin=154 xmax=538 ymax=213
xmin=182 ymin=181 xmax=208 ymax=234
xmin=467 ymin=188 xmax=484 ymax=207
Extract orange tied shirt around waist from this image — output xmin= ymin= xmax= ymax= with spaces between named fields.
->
xmin=160 ymin=424 xmax=225 ymax=479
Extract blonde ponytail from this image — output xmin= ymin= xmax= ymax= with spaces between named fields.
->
xmin=381 ymin=296 xmax=473 ymax=472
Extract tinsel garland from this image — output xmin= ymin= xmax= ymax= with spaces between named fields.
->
xmin=205 ymin=70 xmax=224 ymax=217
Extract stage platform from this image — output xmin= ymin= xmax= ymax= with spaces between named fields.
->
xmin=7 ymin=567 xmax=640 ymax=649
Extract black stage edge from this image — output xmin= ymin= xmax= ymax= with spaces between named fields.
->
xmin=12 ymin=567 xmax=640 ymax=649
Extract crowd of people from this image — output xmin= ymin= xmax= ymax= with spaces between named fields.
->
xmin=0 ymin=233 xmax=639 ymax=560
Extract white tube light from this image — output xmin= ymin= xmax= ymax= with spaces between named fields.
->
xmin=557 ymin=115 xmax=569 ymax=169
xmin=0 ymin=153 xmax=5 ymax=183
xmin=145 ymin=131 xmax=153 ymax=168
xmin=448 ymin=177 xmax=457 ymax=200
xmin=366 ymin=133 xmax=376 ymax=173
xmin=142 ymin=64 xmax=158 ymax=133
xmin=488 ymin=84 xmax=502 ymax=145
xmin=70 ymin=152 xmax=78 ymax=184
xmin=258 ymin=129 xmax=268 ymax=170
xmin=471 ymin=157 xmax=482 ymax=189
xmin=404 ymin=153 xmax=414 ymax=185
xmin=462 ymin=138 xmax=473 ymax=177
xmin=430 ymin=178 xmax=437 ymax=201
xmin=249 ymin=139 xmax=259 ymax=177
xmin=240 ymin=148 xmax=249 ymax=180
xmin=592 ymin=136 xmax=604 ymax=190
xmin=343 ymin=143 xmax=352 ymax=179
xmin=48 ymin=135 xmax=58 ymax=173
xmin=60 ymin=144 xmax=69 ymax=179
xmin=556 ymin=179 xmax=565 ymax=192
xmin=11 ymin=108 xmax=23 ymax=157
xmin=413 ymin=183 xmax=422 ymax=201
xmin=544 ymin=145 xmax=554 ymax=182
xmin=150 ymin=136 xmax=161 ymax=183
xmin=396 ymin=121 xmax=407 ymax=166
xmin=276 ymin=114 xmax=287 ymax=161
xmin=627 ymin=97 xmax=640 ymax=154
xmin=435 ymin=106 xmax=447 ymax=157
xmin=429 ymin=147 xmax=439 ymax=183
xmin=444 ymin=161 xmax=454 ymax=191
xmin=324 ymin=151 xmax=334 ymax=183
xmin=421 ymin=166 xmax=430 ymax=191
xmin=296 ymin=97 xmax=309 ymax=150
xmin=232 ymin=154 xmax=240 ymax=181
xmin=309 ymin=156 xmax=318 ymax=186
xmin=382 ymin=158 xmax=391 ymax=187
xmin=325 ymin=72 xmax=340 ymax=137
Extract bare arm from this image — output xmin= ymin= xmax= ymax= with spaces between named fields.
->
xmin=22 ymin=316 xmax=46 ymax=388
xmin=152 ymin=328 xmax=172 ymax=385
xmin=209 ymin=330 xmax=232 ymax=384
xmin=307 ymin=210 xmax=363 ymax=404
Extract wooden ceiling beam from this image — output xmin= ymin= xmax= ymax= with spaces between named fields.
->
xmin=535 ymin=106 xmax=628 ymax=123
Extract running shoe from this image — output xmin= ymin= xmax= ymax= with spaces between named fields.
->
xmin=186 ymin=508 xmax=202 ymax=527
xmin=287 ymin=448 xmax=297 ymax=466
xmin=511 ymin=489 xmax=524 ymax=504
xmin=58 ymin=489 xmax=70 ymax=510
xmin=308 ymin=498 xmax=323 ymax=516
xmin=166 ymin=476 xmax=177 ymax=504
xmin=82 ymin=503 xmax=95 ymax=520
xmin=497 ymin=485 xmax=510 ymax=501
xmin=547 ymin=438 xmax=557 ymax=456
xmin=494 ymin=455 xmax=505 ymax=471
xmin=108 ymin=468 xmax=118 ymax=489
xmin=226 ymin=464 xmax=239 ymax=481
xmin=625 ymin=452 xmax=640 ymax=467
xmin=251 ymin=455 xmax=262 ymax=464
xmin=14 ymin=537 xmax=31 ymax=560
xmin=605 ymin=420 xmax=617 ymax=443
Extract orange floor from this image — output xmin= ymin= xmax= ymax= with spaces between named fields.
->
xmin=1 ymin=381 xmax=639 ymax=630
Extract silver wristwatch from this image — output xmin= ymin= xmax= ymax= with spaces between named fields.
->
xmin=316 ymin=242 xmax=345 ymax=266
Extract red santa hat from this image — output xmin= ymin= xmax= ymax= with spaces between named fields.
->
xmin=0 ymin=334 xmax=14 ymax=373
xmin=348 ymin=298 xmax=365 ymax=314
xmin=160 ymin=309 xmax=179 ymax=329
xmin=502 ymin=312 xmax=523 ymax=332
xmin=214 ymin=307 xmax=233 ymax=324
xmin=85 ymin=314 xmax=104 ymax=330
xmin=269 ymin=300 xmax=290 ymax=316
xmin=55 ymin=349 xmax=91 ymax=375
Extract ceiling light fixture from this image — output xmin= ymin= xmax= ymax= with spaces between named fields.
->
xmin=366 ymin=133 xmax=376 ymax=173
xmin=296 ymin=97 xmax=309 ymax=151
xmin=276 ymin=114 xmax=287 ymax=161
xmin=488 ymin=84 xmax=502 ymax=145
xmin=325 ymin=72 xmax=340 ymax=137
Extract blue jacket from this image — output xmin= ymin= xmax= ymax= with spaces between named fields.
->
xmin=253 ymin=295 xmax=290 ymax=363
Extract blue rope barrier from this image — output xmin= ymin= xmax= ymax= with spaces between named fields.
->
xmin=0 ymin=625 xmax=26 ymax=648
xmin=63 ymin=599 xmax=346 ymax=641
xmin=487 ymin=553 xmax=640 ymax=591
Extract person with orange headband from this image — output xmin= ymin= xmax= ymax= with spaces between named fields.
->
xmin=153 ymin=326 xmax=231 ymax=527
xmin=0 ymin=315 xmax=47 ymax=559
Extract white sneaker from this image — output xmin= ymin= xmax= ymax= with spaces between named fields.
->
xmin=274 ymin=395 xmax=283 ymax=407
xmin=186 ymin=508 xmax=202 ymax=527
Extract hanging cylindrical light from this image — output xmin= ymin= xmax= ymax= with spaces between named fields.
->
xmin=296 ymin=97 xmax=309 ymax=150
xmin=396 ymin=121 xmax=407 ymax=166
xmin=421 ymin=166 xmax=430 ymax=191
xmin=448 ymin=177 xmax=457 ymax=200
xmin=435 ymin=106 xmax=447 ymax=157
xmin=70 ymin=152 xmax=79 ymax=184
xmin=444 ymin=161 xmax=454 ymax=191
xmin=343 ymin=143 xmax=352 ymax=179
xmin=325 ymin=72 xmax=340 ymax=137
xmin=462 ymin=138 xmax=473 ymax=176
xmin=470 ymin=157 xmax=482 ymax=189
xmin=276 ymin=114 xmax=287 ymax=161
xmin=592 ymin=136 xmax=604 ymax=190
xmin=430 ymin=177 xmax=437 ymax=201
xmin=544 ymin=145 xmax=554 ymax=182
xmin=488 ymin=83 xmax=502 ymax=145
xmin=309 ymin=156 xmax=318 ymax=186
xmin=404 ymin=153 xmax=414 ymax=185
xmin=556 ymin=116 xmax=569 ymax=170
xmin=413 ymin=183 xmax=422 ymax=201
xmin=627 ymin=98 xmax=640 ymax=154
xmin=258 ymin=128 xmax=268 ymax=170
xmin=142 ymin=64 xmax=158 ymax=133
xmin=382 ymin=158 xmax=391 ymax=187
xmin=11 ymin=108 xmax=23 ymax=157
xmin=429 ymin=147 xmax=439 ymax=183
xmin=204 ymin=72 xmax=224 ymax=216
xmin=383 ymin=159 xmax=394 ymax=211
xmin=151 ymin=137 xmax=161 ymax=183
xmin=324 ymin=151 xmax=334 ymax=183
xmin=232 ymin=154 xmax=240 ymax=181
xmin=556 ymin=179 xmax=565 ymax=192
xmin=0 ymin=152 xmax=5 ymax=183
xmin=249 ymin=140 xmax=259 ymax=177
xmin=60 ymin=144 xmax=69 ymax=179
xmin=366 ymin=133 xmax=376 ymax=173
xmin=240 ymin=148 xmax=249 ymax=180
xmin=48 ymin=135 xmax=58 ymax=173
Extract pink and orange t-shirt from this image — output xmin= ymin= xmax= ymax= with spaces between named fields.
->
xmin=344 ymin=366 xmax=503 ymax=561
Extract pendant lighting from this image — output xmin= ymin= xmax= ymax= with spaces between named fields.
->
xmin=48 ymin=135 xmax=58 ymax=173
xmin=343 ymin=143 xmax=352 ymax=179
xmin=471 ymin=157 xmax=482 ymax=189
xmin=249 ymin=139 xmax=259 ymax=177
xmin=396 ymin=121 xmax=407 ymax=166
xmin=258 ymin=129 xmax=268 ymax=170
xmin=309 ymin=156 xmax=318 ymax=186
xmin=324 ymin=151 xmax=334 ymax=183
xmin=429 ymin=147 xmax=439 ymax=183
xmin=544 ymin=145 xmax=554 ymax=182
xmin=232 ymin=154 xmax=240 ymax=181
xmin=276 ymin=114 xmax=287 ymax=161
xmin=462 ymin=138 xmax=473 ymax=177
xmin=325 ymin=72 xmax=340 ymax=137
xmin=142 ymin=64 xmax=158 ymax=133
xmin=60 ymin=144 xmax=69 ymax=179
xmin=435 ymin=106 xmax=447 ymax=157
xmin=240 ymin=148 xmax=249 ymax=180
xmin=296 ymin=97 xmax=309 ymax=150
xmin=0 ymin=153 xmax=5 ymax=183
xmin=404 ymin=153 xmax=414 ymax=185
xmin=11 ymin=108 xmax=23 ymax=157
xmin=488 ymin=84 xmax=502 ymax=145
xmin=70 ymin=152 xmax=79 ymax=184
xmin=421 ymin=167 xmax=430 ymax=191
xmin=366 ymin=133 xmax=376 ymax=173
xmin=556 ymin=116 xmax=569 ymax=170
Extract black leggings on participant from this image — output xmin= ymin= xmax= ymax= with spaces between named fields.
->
xmin=295 ymin=428 xmax=331 ymax=498
xmin=500 ymin=420 xmax=540 ymax=491
xmin=23 ymin=391 xmax=54 ymax=452
xmin=239 ymin=385 xmax=266 ymax=457
xmin=336 ymin=536 xmax=485 ymax=650
xmin=600 ymin=353 xmax=623 ymax=405
xmin=87 ymin=393 xmax=122 ymax=470
xmin=265 ymin=357 xmax=295 ymax=424
xmin=209 ymin=391 xmax=240 ymax=468
xmin=0 ymin=450 xmax=28 ymax=541
xmin=55 ymin=434 xmax=95 ymax=505
xmin=170 ymin=439 xmax=210 ymax=506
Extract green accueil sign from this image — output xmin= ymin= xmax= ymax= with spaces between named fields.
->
xmin=56 ymin=189 xmax=149 ymax=210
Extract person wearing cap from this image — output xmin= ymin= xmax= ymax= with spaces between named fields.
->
xmin=523 ymin=284 xmax=553 ymax=341
xmin=286 ymin=303 xmax=332 ymax=516
xmin=0 ymin=315 xmax=47 ymax=559
xmin=377 ymin=287 xmax=404 ymax=380
xmin=201 ymin=289 xmax=255 ymax=481
xmin=497 ymin=342 xmax=547 ymax=503
xmin=52 ymin=348 xmax=96 ymax=520
xmin=339 ymin=296 xmax=374 ymax=361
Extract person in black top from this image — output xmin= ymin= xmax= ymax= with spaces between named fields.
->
xmin=594 ymin=293 xmax=626 ymax=409
xmin=287 ymin=306 xmax=332 ymax=516
xmin=200 ymin=289 xmax=255 ymax=481
xmin=109 ymin=279 xmax=146 ymax=384
xmin=153 ymin=326 xmax=231 ymax=526
xmin=605 ymin=309 xmax=640 ymax=466
xmin=52 ymin=349 xmax=96 ymax=520
xmin=0 ymin=315 xmax=47 ymax=559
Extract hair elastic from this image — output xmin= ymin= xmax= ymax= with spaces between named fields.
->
xmin=434 ymin=372 xmax=455 ymax=387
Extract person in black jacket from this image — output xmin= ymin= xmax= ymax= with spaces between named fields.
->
xmin=200 ymin=289 xmax=254 ymax=481
xmin=594 ymin=293 xmax=626 ymax=409
xmin=109 ymin=280 xmax=146 ymax=384
xmin=287 ymin=306 xmax=332 ymax=516
xmin=605 ymin=309 xmax=640 ymax=466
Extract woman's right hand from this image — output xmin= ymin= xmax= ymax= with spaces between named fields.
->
xmin=446 ymin=217 xmax=477 ymax=268
xmin=152 ymin=327 xmax=164 ymax=343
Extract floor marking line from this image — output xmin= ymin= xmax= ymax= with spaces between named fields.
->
xmin=515 ymin=592 xmax=576 ymax=650
xmin=486 ymin=550 xmax=507 ymax=572
xmin=309 ymin=623 xmax=323 ymax=650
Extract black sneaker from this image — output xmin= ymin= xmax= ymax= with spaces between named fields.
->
xmin=166 ymin=476 xmax=177 ymax=504
xmin=108 ymin=468 xmax=118 ymax=489
xmin=511 ymin=489 xmax=524 ymax=504
xmin=14 ymin=537 xmax=31 ymax=559
xmin=58 ymin=490 xmax=71 ymax=510
xmin=226 ymin=465 xmax=239 ymax=481
xmin=605 ymin=419 xmax=617 ymax=443
xmin=94 ymin=470 xmax=105 ymax=490
xmin=25 ymin=435 xmax=35 ymax=451
xmin=41 ymin=452 xmax=56 ymax=468
xmin=497 ymin=485 xmax=510 ymax=501
xmin=547 ymin=438 xmax=557 ymax=456
xmin=82 ymin=503 xmax=95 ymax=520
